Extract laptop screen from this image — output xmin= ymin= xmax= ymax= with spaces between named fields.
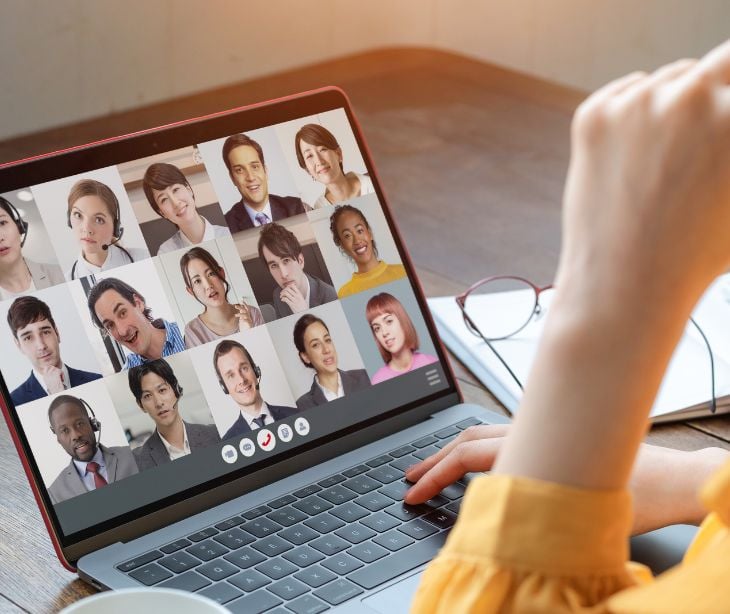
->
xmin=0 ymin=90 xmax=453 ymax=546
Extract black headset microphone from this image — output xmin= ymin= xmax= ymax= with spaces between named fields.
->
xmin=49 ymin=398 xmax=102 ymax=447
xmin=0 ymin=196 xmax=29 ymax=247
xmin=101 ymin=225 xmax=124 ymax=251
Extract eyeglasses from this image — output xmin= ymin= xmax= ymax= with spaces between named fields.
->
xmin=456 ymin=275 xmax=717 ymax=417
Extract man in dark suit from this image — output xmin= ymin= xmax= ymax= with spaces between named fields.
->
xmin=258 ymin=223 xmax=337 ymax=319
xmin=8 ymin=296 xmax=101 ymax=406
xmin=221 ymin=133 xmax=306 ymax=233
xmin=127 ymin=359 xmax=220 ymax=471
xmin=47 ymin=395 xmax=138 ymax=505
xmin=213 ymin=339 xmax=297 ymax=440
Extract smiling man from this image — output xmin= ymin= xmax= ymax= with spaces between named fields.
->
xmin=128 ymin=359 xmax=220 ymax=471
xmin=221 ymin=133 xmax=306 ymax=233
xmin=213 ymin=339 xmax=297 ymax=440
xmin=87 ymin=277 xmax=185 ymax=370
xmin=7 ymin=296 xmax=101 ymax=406
xmin=257 ymin=223 xmax=336 ymax=319
xmin=47 ymin=394 xmax=138 ymax=505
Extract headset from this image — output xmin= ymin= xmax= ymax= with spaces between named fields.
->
xmin=215 ymin=345 xmax=261 ymax=394
xmin=0 ymin=196 xmax=29 ymax=247
xmin=49 ymin=397 xmax=102 ymax=446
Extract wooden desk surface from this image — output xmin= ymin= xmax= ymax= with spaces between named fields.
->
xmin=1 ymin=48 xmax=728 ymax=612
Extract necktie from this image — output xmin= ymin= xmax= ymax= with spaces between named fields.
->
xmin=255 ymin=212 xmax=270 ymax=226
xmin=253 ymin=415 xmax=267 ymax=429
xmin=86 ymin=461 xmax=108 ymax=489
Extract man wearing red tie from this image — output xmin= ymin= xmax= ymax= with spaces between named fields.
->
xmin=47 ymin=395 xmax=138 ymax=505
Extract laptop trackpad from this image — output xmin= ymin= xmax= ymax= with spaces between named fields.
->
xmin=362 ymin=570 xmax=423 ymax=613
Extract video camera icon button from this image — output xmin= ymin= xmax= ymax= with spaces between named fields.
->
xmin=239 ymin=438 xmax=255 ymax=458
xmin=257 ymin=428 xmax=276 ymax=452
xmin=221 ymin=445 xmax=238 ymax=464
xmin=294 ymin=417 xmax=310 ymax=437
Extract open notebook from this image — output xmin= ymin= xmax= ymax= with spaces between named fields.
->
xmin=428 ymin=273 xmax=730 ymax=423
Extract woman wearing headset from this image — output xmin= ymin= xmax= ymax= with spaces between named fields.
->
xmin=66 ymin=179 xmax=147 ymax=280
xmin=0 ymin=196 xmax=64 ymax=299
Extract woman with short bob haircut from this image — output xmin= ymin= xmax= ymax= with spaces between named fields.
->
xmin=365 ymin=292 xmax=437 ymax=384
xmin=295 ymin=123 xmax=374 ymax=208
xmin=180 ymin=246 xmax=264 ymax=348
xmin=292 ymin=313 xmax=370 ymax=410
xmin=66 ymin=178 xmax=147 ymax=280
xmin=329 ymin=204 xmax=405 ymax=298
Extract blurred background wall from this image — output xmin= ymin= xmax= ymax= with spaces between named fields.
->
xmin=2 ymin=0 xmax=728 ymax=140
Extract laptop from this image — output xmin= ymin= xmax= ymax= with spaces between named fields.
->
xmin=0 ymin=86 xmax=510 ymax=612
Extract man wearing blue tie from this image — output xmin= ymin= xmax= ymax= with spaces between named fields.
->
xmin=221 ymin=133 xmax=306 ymax=233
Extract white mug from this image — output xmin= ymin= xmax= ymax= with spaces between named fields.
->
xmin=59 ymin=587 xmax=229 ymax=613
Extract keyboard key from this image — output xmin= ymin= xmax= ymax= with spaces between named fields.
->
xmin=348 ymin=541 xmax=389 ymax=563
xmin=269 ymin=494 xmax=297 ymax=509
xmin=440 ymin=482 xmax=467 ymax=501
xmin=313 ymin=578 xmax=364 ymax=606
xmin=293 ymin=484 xmax=321 ymax=498
xmin=355 ymin=492 xmax=393 ymax=512
xmin=116 ymin=550 xmax=163 ymax=572
xmin=366 ymin=455 xmax=391 ymax=468
xmin=318 ymin=474 xmax=346 ymax=488
xmin=251 ymin=535 xmax=293 ymax=557
xmin=319 ymin=485 xmax=357 ymax=505
xmin=294 ymin=564 xmax=337 ymax=588
xmin=342 ymin=464 xmax=370 ymax=478
xmin=342 ymin=475 xmax=380 ymax=495
xmin=214 ymin=527 xmax=255 ymax=550
xmin=228 ymin=589 xmax=282 ymax=614
xmin=349 ymin=532 xmax=447 ymax=590
xmin=390 ymin=454 xmax=421 ymax=472
xmin=267 ymin=506 xmax=308 ymax=527
xmin=411 ymin=435 xmax=438 ymax=448
xmin=246 ymin=517 xmax=283 ymax=538
xmin=309 ymin=534 xmax=350 ymax=556
xmin=378 ymin=480 xmax=412 ymax=501
xmin=304 ymin=513 xmax=345 ymax=534
xmin=268 ymin=576 xmax=309 ymax=600
xmin=282 ymin=545 xmax=325 ymax=568
xmin=229 ymin=568 xmax=272 ymax=592
xmin=435 ymin=426 xmax=460 ymax=439
xmin=456 ymin=417 xmax=482 ymax=429
xmin=390 ymin=444 xmax=416 ymax=458
xmin=423 ymin=494 xmax=449 ymax=509
xmin=366 ymin=466 xmax=401 ymax=484
xmin=215 ymin=516 xmax=245 ymax=531
xmin=293 ymin=495 xmax=334 ymax=516
xmin=128 ymin=562 xmax=172 ymax=586
xmin=160 ymin=539 xmax=191 ymax=555
xmin=158 ymin=551 xmax=201 ymax=573
xmin=286 ymin=594 xmax=329 ymax=614
xmin=386 ymin=502 xmax=425 ymax=522
xmin=279 ymin=524 xmax=319 ymax=545
xmin=322 ymin=552 xmax=364 ymax=575
xmin=335 ymin=523 xmax=376 ymax=544
xmin=412 ymin=445 xmax=441 ymax=461
xmin=158 ymin=570 xmax=210 ymax=592
xmin=187 ymin=527 xmax=218 ymax=542
xmin=435 ymin=437 xmax=457 ymax=449
xmin=197 ymin=558 xmax=239 ymax=581
xmin=423 ymin=509 xmax=457 ymax=529
xmin=243 ymin=505 xmax=272 ymax=520
xmin=255 ymin=556 xmax=298 ymax=580
xmin=446 ymin=500 xmax=462 ymax=515
xmin=225 ymin=546 xmax=266 ymax=569
xmin=186 ymin=539 xmax=228 ymax=562
xmin=374 ymin=529 xmax=415 ymax=552
xmin=361 ymin=511 xmax=400 ymax=533
xmin=329 ymin=501 xmax=368 ymax=523
xmin=399 ymin=518 xmax=438 ymax=540
xmin=198 ymin=582 xmax=243 ymax=605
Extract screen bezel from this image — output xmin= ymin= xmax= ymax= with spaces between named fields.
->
xmin=0 ymin=86 xmax=461 ymax=567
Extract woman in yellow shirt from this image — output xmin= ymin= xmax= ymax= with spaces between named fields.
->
xmin=407 ymin=39 xmax=730 ymax=613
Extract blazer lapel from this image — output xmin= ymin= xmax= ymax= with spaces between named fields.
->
xmin=102 ymin=446 xmax=119 ymax=482
xmin=147 ymin=432 xmax=172 ymax=465
xmin=62 ymin=462 xmax=88 ymax=498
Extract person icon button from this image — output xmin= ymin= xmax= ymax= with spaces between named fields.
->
xmin=257 ymin=428 xmax=276 ymax=452
xmin=239 ymin=438 xmax=256 ymax=457
xmin=277 ymin=423 xmax=293 ymax=443
xmin=294 ymin=417 xmax=310 ymax=437
xmin=221 ymin=444 xmax=238 ymax=464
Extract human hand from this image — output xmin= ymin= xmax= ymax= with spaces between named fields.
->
xmin=235 ymin=302 xmax=254 ymax=331
xmin=279 ymin=283 xmax=308 ymax=313
xmin=405 ymin=425 xmax=727 ymax=535
xmin=39 ymin=365 xmax=66 ymax=394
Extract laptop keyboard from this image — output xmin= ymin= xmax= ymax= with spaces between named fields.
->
xmin=117 ymin=417 xmax=481 ymax=613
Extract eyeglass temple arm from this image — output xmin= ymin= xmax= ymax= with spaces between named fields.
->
xmin=689 ymin=316 xmax=717 ymax=414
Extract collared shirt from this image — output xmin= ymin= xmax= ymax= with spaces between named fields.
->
xmin=157 ymin=423 xmax=191 ymax=461
xmin=72 ymin=446 xmax=108 ymax=492
xmin=32 ymin=363 xmax=70 ymax=394
xmin=244 ymin=200 xmax=273 ymax=227
xmin=315 ymin=372 xmax=344 ymax=402
xmin=66 ymin=244 xmax=147 ymax=281
xmin=240 ymin=402 xmax=273 ymax=430
xmin=156 ymin=217 xmax=230 ymax=255
xmin=123 ymin=320 xmax=185 ymax=369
